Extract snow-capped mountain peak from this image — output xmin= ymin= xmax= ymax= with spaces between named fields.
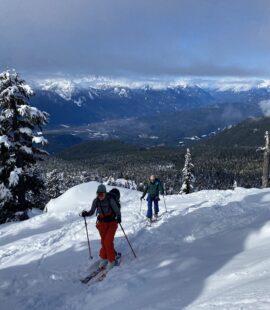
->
xmin=114 ymin=87 xmax=129 ymax=98
xmin=37 ymin=79 xmax=76 ymax=101
xmin=33 ymin=76 xmax=270 ymax=97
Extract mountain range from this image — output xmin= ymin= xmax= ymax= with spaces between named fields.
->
xmin=30 ymin=78 xmax=270 ymax=125
xmin=28 ymin=77 xmax=270 ymax=151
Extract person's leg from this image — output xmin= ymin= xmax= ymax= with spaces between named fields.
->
xmin=96 ymin=222 xmax=109 ymax=260
xmin=146 ymin=196 xmax=153 ymax=219
xmin=104 ymin=221 xmax=118 ymax=263
xmin=154 ymin=198 xmax=159 ymax=216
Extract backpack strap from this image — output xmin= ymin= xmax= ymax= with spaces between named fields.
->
xmin=107 ymin=193 xmax=121 ymax=217
xmin=97 ymin=195 xmax=116 ymax=223
xmin=107 ymin=194 xmax=116 ymax=217
xmin=99 ymin=199 xmax=106 ymax=217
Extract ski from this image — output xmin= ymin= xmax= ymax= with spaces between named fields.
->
xmin=80 ymin=266 xmax=105 ymax=284
xmin=81 ymin=253 xmax=122 ymax=284
xmin=94 ymin=252 xmax=122 ymax=283
xmin=146 ymin=216 xmax=161 ymax=227
xmin=95 ymin=269 xmax=108 ymax=282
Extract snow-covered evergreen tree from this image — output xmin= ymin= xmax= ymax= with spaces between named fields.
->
xmin=0 ymin=70 xmax=49 ymax=223
xmin=180 ymin=148 xmax=194 ymax=194
xmin=45 ymin=169 xmax=62 ymax=199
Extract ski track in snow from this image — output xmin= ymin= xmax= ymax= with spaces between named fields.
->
xmin=1 ymin=182 xmax=270 ymax=310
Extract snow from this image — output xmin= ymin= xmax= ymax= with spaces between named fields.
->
xmin=19 ymin=127 xmax=33 ymax=136
xmin=33 ymin=75 xmax=270 ymax=95
xmin=1 ymin=183 xmax=270 ymax=309
xmin=18 ymin=105 xmax=45 ymax=119
xmin=73 ymin=97 xmax=85 ymax=107
xmin=88 ymin=91 xmax=95 ymax=100
xmin=185 ymin=136 xmax=201 ymax=141
xmin=0 ymin=85 xmax=20 ymax=99
xmin=105 ymin=178 xmax=137 ymax=190
xmin=0 ymin=71 xmax=34 ymax=98
xmin=27 ymin=208 xmax=44 ymax=218
xmin=114 ymin=88 xmax=129 ymax=98
xmin=0 ymin=135 xmax=11 ymax=148
xmin=9 ymin=167 xmax=22 ymax=187
xmin=20 ymin=145 xmax=33 ymax=154
xmin=3 ymin=108 xmax=14 ymax=118
xmin=20 ymin=84 xmax=34 ymax=96
xmin=258 ymin=80 xmax=270 ymax=89
xmin=0 ymin=183 xmax=11 ymax=204
xmin=32 ymin=136 xmax=48 ymax=145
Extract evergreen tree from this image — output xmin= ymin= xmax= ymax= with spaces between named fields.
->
xmin=0 ymin=70 xmax=49 ymax=223
xmin=46 ymin=169 xmax=62 ymax=199
xmin=180 ymin=148 xmax=194 ymax=194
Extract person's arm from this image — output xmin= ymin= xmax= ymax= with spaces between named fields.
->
xmin=88 ymin=199 xmax=97 ymax=216
xmin=141 ymin=183 xmax=148 ymax=198
xmin=159 ymin=182 xmax=164 ymax=195
xmin=82 ymin=199 xmax=97 ymax=217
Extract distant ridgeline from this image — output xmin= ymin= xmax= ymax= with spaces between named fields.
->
xmin=36 ymin=79 xmax=269 ymax=148
xmin=40 ymin=137 xmax=263 ymax=195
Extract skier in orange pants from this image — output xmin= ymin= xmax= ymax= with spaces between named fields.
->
xmin=82 ymin=185 xmax=121 ymax=270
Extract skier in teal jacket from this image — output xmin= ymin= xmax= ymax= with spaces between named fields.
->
xmin=140 ymin=175 xmax=164 ymax=221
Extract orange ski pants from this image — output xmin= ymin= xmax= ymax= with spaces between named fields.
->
xmin=96 ymin=221 xmax=118 ymax=262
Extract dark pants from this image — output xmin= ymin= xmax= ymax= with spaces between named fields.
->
xmin=146 ymin=195 xmax=159 ymax=218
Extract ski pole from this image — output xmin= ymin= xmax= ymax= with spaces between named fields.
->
xmin=119 ymin=223 xmax=137 ymax=259
xmin=140 ymin=198 xmax=145 ymax=213
xmin=83 ymin=216 xmax=93 ymax=260
xmin=163 ymin=195 xmax=168 ymax=213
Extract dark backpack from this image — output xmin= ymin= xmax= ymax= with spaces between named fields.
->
xmin=108 ymin=188 xmax=121 ymax=210
xmin=155 ymin=178 xmax=161 ymax=186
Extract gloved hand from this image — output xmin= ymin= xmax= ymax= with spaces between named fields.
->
xmin=140 ymin=196 xmax=144 ymax=201
xmin=117 ymin=216 xmax=121 ymax=224
xmin=81 ymin=210 xmax=89 ymax=217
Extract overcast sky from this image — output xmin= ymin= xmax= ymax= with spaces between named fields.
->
xmin=0 ymin=0 xmax=270 ymax=79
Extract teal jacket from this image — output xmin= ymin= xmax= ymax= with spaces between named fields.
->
xmin=142 ymin=179 xmax=164 ymax=199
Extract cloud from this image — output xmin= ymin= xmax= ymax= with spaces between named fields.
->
xmin=1 ymin=0 xmax=270 ymax=78
xmin=259 ymin=100 xmax=270 ymax=117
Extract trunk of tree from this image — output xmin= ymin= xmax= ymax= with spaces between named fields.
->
xmin=186 ymin=182 xmax=190 ymax=194
xmin=12 ymin=99 xmax=27 ymax=209
xmin=262 ymin=131 xmax=270 ymax=188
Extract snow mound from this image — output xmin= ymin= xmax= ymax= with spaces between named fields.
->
xmin=46 ymin=181 xmax=138 ymax=215
xmin=46 ymin=181 xmax=100 ymax=214
xmin=1 ymin=183 xmax=270 ymax=310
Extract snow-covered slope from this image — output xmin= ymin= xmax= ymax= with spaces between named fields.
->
xmin=1 ymin=182 xmax=270 ymax=309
